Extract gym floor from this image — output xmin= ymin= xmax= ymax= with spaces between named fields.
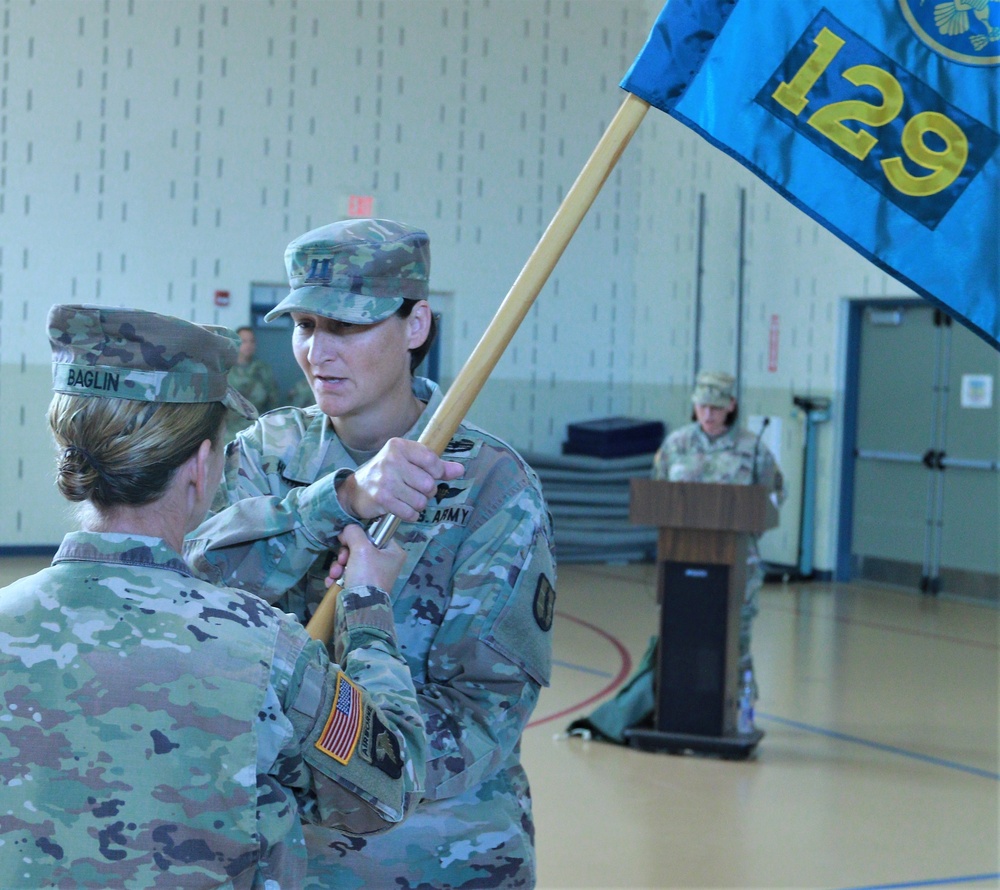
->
xmin=526 ymin=563 xmax=999 ymax=890
xmin=2 ymin=556 xmax=997 ymax=890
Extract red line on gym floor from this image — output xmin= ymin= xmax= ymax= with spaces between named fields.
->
xmin=526 ymin=610 xmax=633 ymax=729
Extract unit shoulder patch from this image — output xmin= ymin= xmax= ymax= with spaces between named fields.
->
xmin=358 ymin=705 xmax=403 ymax=779
xmin=533 ymin=574 xmax=556 ymax=632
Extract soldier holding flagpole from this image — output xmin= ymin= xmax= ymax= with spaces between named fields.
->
xmin=187 ymin=218 xmax=557 ymax=888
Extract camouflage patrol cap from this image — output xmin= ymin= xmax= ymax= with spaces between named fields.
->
xmin=47 ymin=304 xmax=258 ymax=419
xmin=264 ymin=218 xmax=430 ymax=325
xmin=691 ymin=370 xmax=736 ymax=408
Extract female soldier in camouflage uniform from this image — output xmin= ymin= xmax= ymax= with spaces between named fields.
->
xmin=0 ymin=305 xmax=426 ymax=888
xmin=653 ymin=370 xmax=785 ymax=710
xmin=187 ymin=219 xmax=556 ymax=889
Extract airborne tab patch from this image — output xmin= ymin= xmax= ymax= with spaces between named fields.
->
xmin=315 ymin=673 xmax=363 ymax=764
xmin=359 ymin=705 xmax=403 ymax=779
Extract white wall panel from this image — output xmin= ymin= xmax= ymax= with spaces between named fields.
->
xmin=1 ymin=0 xmax=650 ymax=546
xmin=0 ymin=0 xmax=905 ymax=572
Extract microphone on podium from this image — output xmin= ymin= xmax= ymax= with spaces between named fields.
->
xmin=751 ymin=416 xmax=770 ymax=484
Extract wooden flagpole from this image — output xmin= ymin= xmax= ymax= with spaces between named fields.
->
xmin=306 ymin=93 xmax=650 ymax=641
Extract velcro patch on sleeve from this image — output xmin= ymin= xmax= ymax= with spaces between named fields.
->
xmin=314 ymin=672 xmax=363 ymax=764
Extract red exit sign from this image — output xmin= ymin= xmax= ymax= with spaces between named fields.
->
xmin=347 ymin=195 xmax=374 ymax=217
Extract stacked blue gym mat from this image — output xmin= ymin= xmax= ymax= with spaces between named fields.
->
xmin=524 ymin=417 xmax=665 ymax=564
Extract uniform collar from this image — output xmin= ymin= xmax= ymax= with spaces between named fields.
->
xmin=282 ymin=377 xmax=443 ymax=481
xmin=693 ymin=422 xmax=739 ymax=449
xmin=54 ymin=530 xmax=195 ymax=578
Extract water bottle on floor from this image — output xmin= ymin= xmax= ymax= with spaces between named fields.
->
xmin=737 ymin=669 xmax=755 ymax=734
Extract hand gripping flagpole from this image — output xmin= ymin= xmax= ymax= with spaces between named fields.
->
xmin=306 ymin=92 xmax=650 ymax=642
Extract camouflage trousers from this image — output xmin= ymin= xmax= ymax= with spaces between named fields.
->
xmin=739 ymin=558 xmax=765 ymax=691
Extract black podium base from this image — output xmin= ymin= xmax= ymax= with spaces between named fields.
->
xmin=623 ymin=727 xmax=764 ymax=760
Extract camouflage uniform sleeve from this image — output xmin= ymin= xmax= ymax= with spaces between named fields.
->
xmin=420 ymin=456 xmax=556 ymax=800
xmin=756 ymin=442 xmax=787 ymax=505
xmin=185 ymin=433 xmax=356 ymax=602
xmin=270 ymin=586 xmax=426 ymax=833
xmin=651 ymin=434 xmax=672 ymax=479
xmin=652 ymin=428 xmax=683 ymax=480
xmin=260 ymin=361 xmax=281 ymax=413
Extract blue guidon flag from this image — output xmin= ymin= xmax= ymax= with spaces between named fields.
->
xmin=621 ymin=0 xmax=1000 ymax=349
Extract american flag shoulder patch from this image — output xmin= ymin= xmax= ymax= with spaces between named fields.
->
xmin=315 ymin=672 xmax=363 ymax=764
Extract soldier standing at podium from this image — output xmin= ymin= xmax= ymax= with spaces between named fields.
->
xmin=653 ymin=370 xmax=785 ymax=717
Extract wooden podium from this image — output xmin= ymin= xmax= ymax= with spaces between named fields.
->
xmin=627 ymin=479 xmax=779 ymax=758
